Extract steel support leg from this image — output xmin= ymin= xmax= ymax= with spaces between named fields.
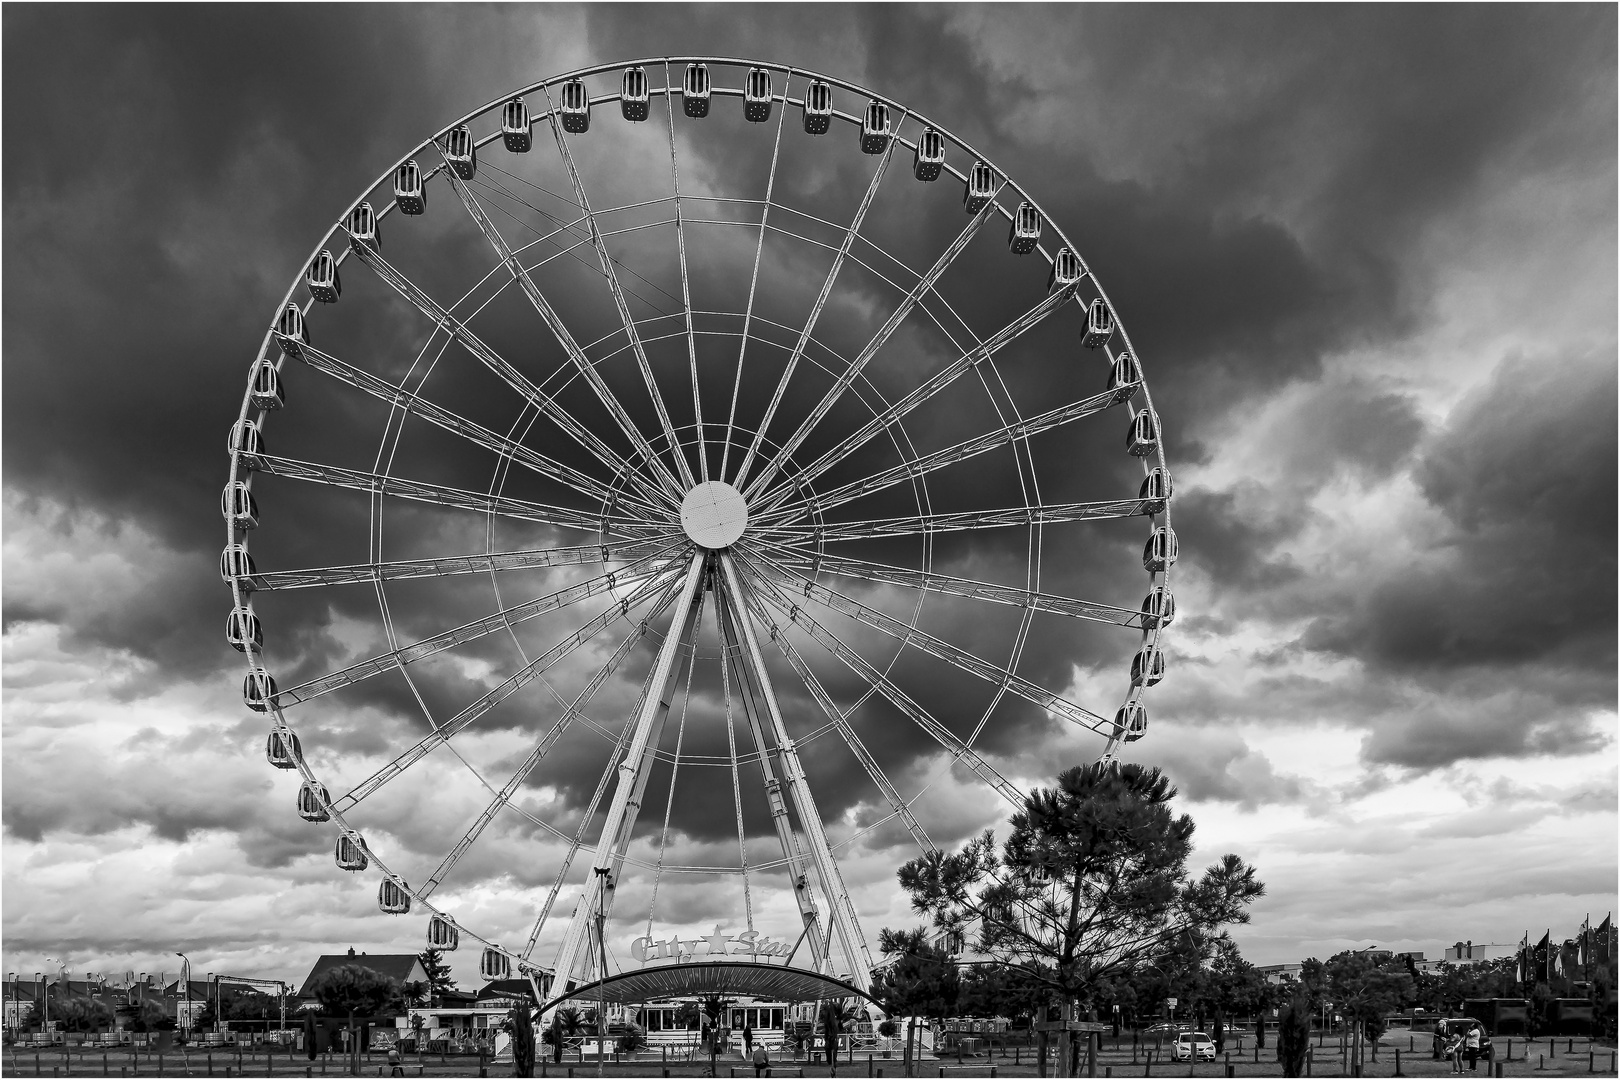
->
xmin=549 ymin=552 xmax=706 ymax=991
xmin=719 ymin=554 xmax=874 ymax=990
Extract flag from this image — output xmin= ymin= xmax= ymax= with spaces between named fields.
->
xmin=1533 ymin=931 xmax=1552 ymax=984
xmin=1580 ymin=917 xmax=1592 ymax=967
xmin=1598 ymin=915 xmax=1616 ymax=966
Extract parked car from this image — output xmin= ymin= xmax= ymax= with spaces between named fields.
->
xmin=1431 ymin=1018 xmax=1493 ymax=1061
xmin=1142 ymin=1022 xmax=1179 ymax=1038
xmin=1172 ymin=1031 xmax=1217 ymax=1062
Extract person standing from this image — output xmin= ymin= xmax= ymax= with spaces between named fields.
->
xmin=743 ymin=1022 xmax=753 ymax=1057
xmin=1447 ymin=1032 xmax=1464 ymax=1074
xmin=1464 ymin=1025 xmax=1481 ymax=1072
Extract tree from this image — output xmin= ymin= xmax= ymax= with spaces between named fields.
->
xmin=898 ymin=762 xmax=1264 ymax=1070
xmin=549 ymin=1007 xmax=586 ymax=1064
xmin=699 ymin=994 xmax=734 ymax=1070
xmin=416 ymin=950 xmax=457 ymax=1008
xmin=871 ymin=928 xmax=959 ymax=1077
xmin=1277 ymin=993 xmax=1312 ymax=1078
xmin=307 ymin=964 xmax=404 ymax=1077
xmin=509 ymin=1004 xmax=536 ymax=1077
xmin=1321 ymin=951 xmax=1415 ymax=1075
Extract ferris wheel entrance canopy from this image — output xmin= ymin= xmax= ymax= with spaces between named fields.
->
xmin=541 ymin=961 xmax=877 ymax=1012
xmin=223 ymin=56 xmax=1177 ymax=1007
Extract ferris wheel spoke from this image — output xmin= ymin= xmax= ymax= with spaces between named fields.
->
xmin=662 ymin=63 xmax=707 ymax=483
xmin=742 ymin=566 xmax=1023 ymax=806
xmin=534 ymin=90 xmax=696 ymax=491
xmin=744 ymin=538 xmax=1144 ymax=628
xmin=730 ymin=570 xmax=935 ymax=853
xmin=417 ymin=575 xmax=684 ymax=899
xmin=759 ymin=382 xmax=1136 ymax=521
xmin=737 ymin=183 xmax=1008 ymax=498
xmin=755 ymin=497 xmax=1150 ymax=545
xmin=729 ymin=117 xmax=906 ymax=489
xmin=718 ymin=72 xmax=795 ymax=480
xmin=332 ymin=566 xmax=685 ymax=812
xmin=751 ymin=283 xmax=1083 ymax=513
xmin=344 ymin=238 xmax=676 ymax=510
xmin=278 ymin=548 xmax=681 ymax=709
xmin=246 ymin=538 xmax=673 ymax=592
xmin=742 ymin=549 xmax=1113 ymax=735
xmin=285 ymin=337 xmax=667 ymax=519
xmin=251 ymin=453 xmax=659 ymax=536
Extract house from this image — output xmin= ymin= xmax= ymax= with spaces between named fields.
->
xmin=296 ymin=948 xmax=429 ymax=1002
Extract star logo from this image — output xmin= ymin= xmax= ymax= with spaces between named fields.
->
xmin=703 ymin=924 xmax=732 ymax=956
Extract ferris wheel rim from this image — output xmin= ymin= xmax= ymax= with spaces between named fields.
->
xmin=226 ymin=56 xmax=1175 ymax=985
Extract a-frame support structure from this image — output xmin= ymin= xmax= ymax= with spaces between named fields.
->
xmin=546 ymin=547 xmax=873 ymax=1004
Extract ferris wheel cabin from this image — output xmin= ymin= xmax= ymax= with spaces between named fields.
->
xmin=379 ymin=879 xmax=412 ymax=915
xmin=1141 ymin=586 xmax=1177 ymax=629
xmin=243 ymin=669 xmax=277 ymax=712
xmin=1131 ymin=646 xmax=1166 ymax=688
xmin=305 ymin=250 xmax=340 ymax=304
xmin=226 ymin=607 xmax=263 ymax=653
xmin=393 ymin=160 xmax=426 ymax=215
xmin=479 ymin=949 xmax=511 ymax=981
xmin=266 ymin=729 xmax=301 ymax=769
xmin=620 ymin=67 xmax=650 ymax=122
xmin=964 ymin=161 xmax=996 ymax=214
xmin=559 ymin=79 xmax=591 ymax=133
xmin=802 ymin=80 xmax=832 ymax=134
xmin=219 ymin=544 xmax=256 ymax=584
xmin=1143 ymin=527 xmax=1178 ymax=572
xmin=274 ymin=303 xmax=307 ymax=356
xmin=914 ymin=128 xmax=945 ymax=181
xmin=443 ymin=125 xmax=476 ymax=181
xmin=1084 ymin=298 xmax=1116 ymax=349
xmin=502 ymin=98 xmax=532 ymax=150
xmin=744 ymin=67 xmax=773 ymax=122
xmin=335 ymin=834 xmax=368 ymax=872
xmin=297 ymin=780 xmax=330 ymax=822
xmin=1140 ymin=468 xmax=1172 ymax=512
xmin=860 ymin=100 xmax=891 ymax=154
xmin=1107 ymin=353 xmax=1139 ymax=403
xmin=682 ymin=64 xmax=711 ymax=118
xmin=427 ymin=915 xmax=460 ymax=950
xmin=249 ymin=359 xmax=284 ymax=411
xmin=228 ymin=419 xmax=266 ymax=467
xmin=1048 ymin=248 xmax=1084 ymax=292
xmin=1116 ymin=701 xmax=1149 ymax=743
xmin=345 ymin=202 xmax=380 ymax=251
xmin=1009 ymin=202 xmax=1042 ymax=254
xmin=221 ymin=481 xmax=258 ymax=531
xmin=1127 ymin=410 xmax=1159 ymax=457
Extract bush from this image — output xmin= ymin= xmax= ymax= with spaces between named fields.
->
xmin=878 ymin=1020 xmax=898 ymax=1038
xmin=616 ymin=1023 xmax=647 ymax=1054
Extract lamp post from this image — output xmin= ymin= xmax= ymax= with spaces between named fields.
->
xmin=176 ymin=954 xmax=190 ymax=1037
xmin=594 ymin=867 xmax=609 ymax=1078
xmin=43 ymin=958 xmax=61 ymax=1035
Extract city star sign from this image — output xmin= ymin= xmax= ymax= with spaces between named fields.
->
xmin=630 ymin=924 xmax=793 ymax=963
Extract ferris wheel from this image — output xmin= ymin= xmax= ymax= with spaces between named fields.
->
xmin=221 ymin=58 xmax=1176 ymax=999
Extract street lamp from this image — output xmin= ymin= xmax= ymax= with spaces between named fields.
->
xmin=177 ymin=954 xmax=191 ymax=1037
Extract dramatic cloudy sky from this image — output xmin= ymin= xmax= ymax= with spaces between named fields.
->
xmin=4 ymin=6 xmax=1615 ymax=991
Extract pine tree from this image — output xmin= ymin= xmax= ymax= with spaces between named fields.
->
xmin=416 ymin=949 xmax=457 ymax=1008
xmin=1278 ymin=993 xmax=1311 ymax=1078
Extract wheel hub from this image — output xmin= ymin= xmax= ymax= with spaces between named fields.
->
xmin=679 ymin=481 xmax=748 ymax=549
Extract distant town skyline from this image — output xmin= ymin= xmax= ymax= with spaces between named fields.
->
xmin=2 ymin=6 xmax=1614 ymax=990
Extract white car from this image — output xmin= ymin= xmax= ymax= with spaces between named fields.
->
xmin=1172 ymin=1031 xmax=1216 ymax=1062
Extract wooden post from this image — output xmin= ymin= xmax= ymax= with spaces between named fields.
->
xmin=1036 ymin=1030 xmax=1048 ymax=1078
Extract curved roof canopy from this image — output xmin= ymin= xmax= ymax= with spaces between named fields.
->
xmin=542 ymin=962 xmax=875 ymax=1010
